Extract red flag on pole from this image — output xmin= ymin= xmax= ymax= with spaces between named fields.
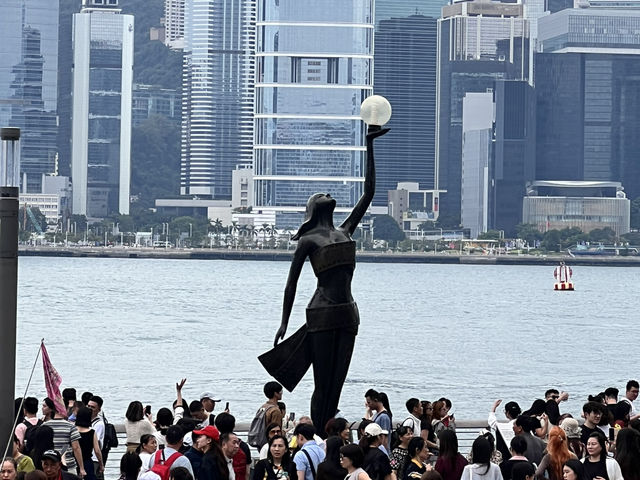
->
xmin=41 ymin=341 xmax=66 ymax=415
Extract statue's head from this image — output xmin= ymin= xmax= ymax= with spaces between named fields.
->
xmin=291 ymin=193 xmax=336 ymax=240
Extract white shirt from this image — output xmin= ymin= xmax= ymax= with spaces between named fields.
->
xmin=91 ymin=417 xmax=105 ymax=462
xmin=226 ymin=456 xmax=236 ymax=480
xmin=402 ymin=414 xmax=422 ymax=437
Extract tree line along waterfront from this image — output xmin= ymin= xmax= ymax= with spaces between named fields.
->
xmin=17 ymin=204 xmax=640 ymax=255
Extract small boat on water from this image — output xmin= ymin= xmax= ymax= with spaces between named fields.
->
xmin=554 ymin=262 xmax=574 ymax=291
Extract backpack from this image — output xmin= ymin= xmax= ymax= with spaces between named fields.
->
xmin=101 ymin=414 xmax=119 ymax=463
xmin=247 ymin=404 xmax=277 ymax=448
xmin=150 ymin=449 xmax=182 ymax=480
xmin=22 ymin=419 xmax=43 ymax=455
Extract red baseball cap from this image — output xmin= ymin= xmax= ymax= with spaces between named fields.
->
xmin=193 ymin=425 xmax=220 ymax=441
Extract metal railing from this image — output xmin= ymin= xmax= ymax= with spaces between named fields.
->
xmin=102 ymin=421 xmax=489 ymax=480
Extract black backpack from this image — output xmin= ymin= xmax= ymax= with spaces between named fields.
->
xmin=101 ymin=414 xmax=119 ymax=463
xmin=22 ymin=419 xmax=43 ymax=455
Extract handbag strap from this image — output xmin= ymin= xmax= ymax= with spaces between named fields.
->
xmin=302 ymin=449 xmax=317 ymax=480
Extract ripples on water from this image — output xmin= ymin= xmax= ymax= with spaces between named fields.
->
xmin=16 ymin=256 xmax=640 ymax=424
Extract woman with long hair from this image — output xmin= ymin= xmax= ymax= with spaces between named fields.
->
xmin=389 ymin=426 xmax=413 ymax=479
xmin=75 ymin=407 xmax=104 ymax=480
xmin=559 ymin=418 xmax=585 ymax=459
xmin=198 ymin=427 xmax=228 ymax=480
xmin=124 ymin=402 xmax=156 ymax=453
xmin=340 ymin=444 xmax=371 ymax=480
xmin=420 ymin=402 xmax=438 ymax=451
xmin=562 ymin=459 xmax=585 ymax=480
xmin=580 ymin=431 xmax=622 ymax=480
xmin=29 ymin=425 xmax=54 ymax=472
xmin=316 ymin=437 xmax=347 ymax=480
xmin=253 ymin=435 xmax=296 ymax=480
xmin=536 ymin=426 xmax=576 ymax=480
xmin=431 ymin=402 xmax=455 ymax=438
xmin=523 ymin=399 xmax=548 ymax=439
xmin=402 ymin=437 xmax=431 ymax=480
xmin=434 ymin=430 xmax=467 ymax=480
xmin=614 ymin=427 xmax=640 ymax=480
xmin=460 ymin=437 xmax=501 ymax=480
xmin=259 ymin=126 xmax=389 ymax=434
xmin=325 ymin=418 xmax=351 ymax=444
xmin=379 ymin=394 xmax=393 ymax=425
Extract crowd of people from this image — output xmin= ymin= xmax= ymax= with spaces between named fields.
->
xmin=4 ymin=379 xmax=640 ymax=480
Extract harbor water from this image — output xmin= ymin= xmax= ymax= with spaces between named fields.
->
xmin=15 ymin=256 xmax=640 ymax=424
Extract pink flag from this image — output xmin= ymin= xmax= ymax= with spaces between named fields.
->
xmin=41 ymin=341 xmax=66 ymax=415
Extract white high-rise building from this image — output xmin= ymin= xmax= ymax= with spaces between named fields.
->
xmin=180 ymin=0 xmax=256 ymax=199
xmin=164 ymin=0 xmax=185 ymax=50
xmin=71 ymin=0 xmax=133 ymax=217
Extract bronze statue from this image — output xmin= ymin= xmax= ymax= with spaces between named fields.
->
xmin=259 ymin=126 xmax=389 ymax=435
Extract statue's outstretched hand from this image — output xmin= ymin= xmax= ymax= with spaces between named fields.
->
xmin=366 ymin=127 xmax=390 ymax=141
xmin=274 ymin=323 xmax=287 ymax=347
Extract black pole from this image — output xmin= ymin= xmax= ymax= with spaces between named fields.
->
xmin=0 ymin=127 xmax=20 ymax=456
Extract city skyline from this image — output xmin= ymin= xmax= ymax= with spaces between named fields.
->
xmin=1 ymin=0 xmax=638 ymax=239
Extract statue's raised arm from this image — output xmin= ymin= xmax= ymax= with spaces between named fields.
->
xmin=340 ymin=126 xmax=390 ymax=236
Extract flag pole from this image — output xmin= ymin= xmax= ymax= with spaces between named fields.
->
xmin=1 ymin=340 xmax=43 ymax=461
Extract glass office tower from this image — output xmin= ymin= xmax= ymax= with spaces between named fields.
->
xmin=536 ymin=8 xmax=640 ymax=200
xmin=253 ymin=0 xmax=374 ymax=227
xmin=0 ymin=0 xmax=59 ymax=193
xmin=372 ymin=2 xmax=439 ymax=207
xmin=180 ymin=0 xmax=256 ymax=199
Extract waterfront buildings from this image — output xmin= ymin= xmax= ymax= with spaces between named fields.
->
xmin=436 ymin=0 xmax=530 ymax=224
xmin=71 ymin=0 xmax=134 ymax=217
xmin=1 ymin=0 xmax=60 ymax=193
xmin=522 ymin=181 xmax=630 ymax=235
xmin=536 ymin=7 xmax=640 ymax=201
xmin=252 ymin=0 xmax=374 ymax=227
xmin=180 ymin=0 xmax=256 ymax=199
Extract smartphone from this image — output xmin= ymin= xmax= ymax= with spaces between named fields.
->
xmin=609 ymin=428 xmax=615 ymax=441
xmin=145 ymin=405 xmax=151 ymax=415
xmin=289 ymin=412 xmax=295 ymax=421
xmin=225 ymin=402 xmax=230 ymax=411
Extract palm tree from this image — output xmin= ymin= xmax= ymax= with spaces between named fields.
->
xmin=213 ymin=218 xmax=224 ymax=246
xmin=259 ymin=223 xmax=271 ymax=249
xmin=230 ymin=221 xmax=239 ymax=249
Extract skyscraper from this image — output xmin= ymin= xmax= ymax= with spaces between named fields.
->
xmin=252 ymin=0 xmax=374 ymax=227
xmin=71 ymin=0 xmax=133 ymax=217
xmin=0 ymin=0 xmax=59 ymax=193
xmin=372 ymin=11 xmax=438 ymax=207
xmin=164 ymin=0 xmax=185 ymax=50
xmin=180 ymin=0 xmax=256 ymax=199
xmin=436 ymin=0 xmax=530 ymax=223
xmin=535 ymin=7 xmax=640 ymax=200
